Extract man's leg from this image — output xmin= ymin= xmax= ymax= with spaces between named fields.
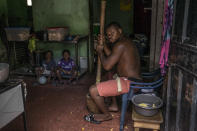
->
xmin=89 ymin=85 xmax=112 ymax=121
xmin=108 ymin=97 xmax=118 ymax=112
xmin=105 ymin=71 xmax=118 ymax=111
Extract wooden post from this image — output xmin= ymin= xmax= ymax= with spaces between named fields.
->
xmin=149 ymin=0 xmax=157 ymax=71
xmin=149 ymin=0 xmax=165 ymax=70
xmin=154 ymin=0 xmax=164 ymax=69
xmin=176 ymin=70 xmax=183 ymax=131
xmin=96 ymin=0 xmax=106 ymax=84
xmin=189 ymin=79 xmax=197 ymax=131
xmin=165 ymin=66 xmax=172 ymax=131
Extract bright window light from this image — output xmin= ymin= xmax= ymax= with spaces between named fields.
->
xmin=27 ymin=0 xmax=32 ymax=6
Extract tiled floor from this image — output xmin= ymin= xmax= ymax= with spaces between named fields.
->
xmin=1 ymin=74 xmax=136 ymax=131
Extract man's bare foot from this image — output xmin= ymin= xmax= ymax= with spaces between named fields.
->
xmin=108 ymin=105 xmax=118 ymax=112
xmin=93 ymin=114 xmax=112 ymax=122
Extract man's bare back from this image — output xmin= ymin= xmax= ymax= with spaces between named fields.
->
xmin=115 ymin=37 xmax=141 ymax=79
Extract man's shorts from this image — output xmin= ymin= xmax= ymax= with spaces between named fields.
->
xmin=96 ymin=77 xmax=131 ymax=97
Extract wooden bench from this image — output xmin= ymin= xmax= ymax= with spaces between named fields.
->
xmin=132 ymin=109 xmax=163 ymax=131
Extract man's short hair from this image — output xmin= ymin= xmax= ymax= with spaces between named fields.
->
xmin=106 ymin=22 xmax=122 ymax=30
xmin=62 ymin=49 xmax=70 ymax=56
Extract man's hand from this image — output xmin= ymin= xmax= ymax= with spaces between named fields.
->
xmin=95 ymin=34 xmax=106 ymax=54
xmin=96 ymin=44 xmax=104 ymax=54
xmin=97 ymin=34 xmax=106 ymax=45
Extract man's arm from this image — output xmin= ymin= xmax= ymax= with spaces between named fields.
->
xmin=97 ymin=34 xmax=111 ymax=56
xmin=103 ymin=43 xmax=111 ymax=56
xmin=97 ymin=43 xmax=124 ymax=71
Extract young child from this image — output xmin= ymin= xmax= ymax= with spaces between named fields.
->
xmin=35 ymin=50 xmax=56 ymax=83
xmin=56 ymin=49 xmax=77 ymax=84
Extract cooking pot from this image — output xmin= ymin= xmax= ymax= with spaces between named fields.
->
xmin=0 ymin=63 xmax=9 ymax=83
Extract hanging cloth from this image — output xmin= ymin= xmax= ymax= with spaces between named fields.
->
xmin=28 ymin=37 xmax=37 ymax=53
xmin=159 ymin=0 xmax=174 ymax=75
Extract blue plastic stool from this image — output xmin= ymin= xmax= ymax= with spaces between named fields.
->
xmin=119 ymin=69 xmax=163 ymax=131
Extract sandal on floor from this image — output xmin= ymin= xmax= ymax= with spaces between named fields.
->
xmin=84 ymin=114 xmax=101 ymax=124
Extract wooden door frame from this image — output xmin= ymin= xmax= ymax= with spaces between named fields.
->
xmin=149 ymin=0 xmax=165 ymax=70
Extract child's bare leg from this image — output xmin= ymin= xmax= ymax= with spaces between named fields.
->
xmin=47 ymin=75 xmax=51 ymax=83
xmin=56 ymin=69 xmax=62 ymax=82
xmin=35 ymin=67 xmax=41 ymax=79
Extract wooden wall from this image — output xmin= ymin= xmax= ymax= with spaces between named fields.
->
xmin=164 ymin=0 xmax=197 ymax=130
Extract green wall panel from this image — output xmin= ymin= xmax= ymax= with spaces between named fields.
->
xmin=32 ymin=0 xmax=90 ymax=66
xmin=7 ymin=0 xmax=28 ymax=26
xmin=0 ymin=0 xmax=7 ymax=16
xmin=0 ymin=0 xmax=8 ymax=62
xmin=32 ymin=0 xmax=89 ymax=35
xmin=93 ymin=0 xmax=133 ymax=35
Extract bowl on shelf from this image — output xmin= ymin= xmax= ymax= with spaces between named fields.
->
xmin=0 ymin=63 xmax=9 ymax=83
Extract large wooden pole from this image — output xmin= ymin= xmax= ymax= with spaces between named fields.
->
xmin=96 ymin=0 xmax=106 ymax=84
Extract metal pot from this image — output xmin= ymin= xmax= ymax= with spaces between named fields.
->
xmin=132 ymin=94 xmax=163 ymax=116
xmin=0 ymin=63 xmax=9 ymax=83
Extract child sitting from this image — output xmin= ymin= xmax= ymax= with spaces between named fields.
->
xmin=56 ymin=49 xmax=77 ymax=84
xmin=35 ymin=50 xmax=56 ymax=83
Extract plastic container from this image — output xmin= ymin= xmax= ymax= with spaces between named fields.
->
xmin=80 ymin=57 xmax=88 ymax=69
xmin=4 ymin=27 xmax=30 ymax=41
xmin=47 ymin=27 xmax=69 ymax=41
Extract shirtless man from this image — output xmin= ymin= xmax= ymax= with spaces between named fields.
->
xmin=84 ymin=22 xmax=141 ymax=123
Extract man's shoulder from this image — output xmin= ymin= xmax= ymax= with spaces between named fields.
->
xmin=115 ymin=37 xmax=131 ymax=47
xmin=121 ymin=37 xmax=135 ymax=47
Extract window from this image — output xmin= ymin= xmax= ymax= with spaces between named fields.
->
xmin=174 ymin=0 xmax=185 ymax=36
xmin=27 ymin=0 xmax=32 ymax=6
xmin=187 ymin=0 xmax=197 ymax=40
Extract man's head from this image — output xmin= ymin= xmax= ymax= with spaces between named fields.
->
xmin=62 ymin=49 xmax=70 ymax=60
xmin=106 ymin=22 xmax=123 ymax=43
xmin=45 ymin=50 xmax=53 ymax=60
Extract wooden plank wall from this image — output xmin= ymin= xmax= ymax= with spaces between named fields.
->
xmin=164 ymin=0 xmax=197 ymax=130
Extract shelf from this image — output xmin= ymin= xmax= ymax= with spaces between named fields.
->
xmin=39 ymin=35 xmax=88 ymax=44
